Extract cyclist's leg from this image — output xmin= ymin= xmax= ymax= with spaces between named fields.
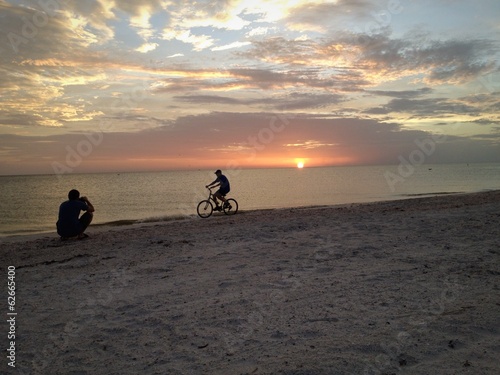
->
xmin=213 ymin=192 xmax=221 ymax=207
xmin=214 ymin=190 xmax=226 ymax=204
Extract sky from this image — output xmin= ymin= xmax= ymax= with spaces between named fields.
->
xmin=0 ymin=0 xmax=499 ymax=175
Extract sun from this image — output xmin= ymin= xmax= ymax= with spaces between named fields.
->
xmin=297 ymin=161 xmax=304 ymax=169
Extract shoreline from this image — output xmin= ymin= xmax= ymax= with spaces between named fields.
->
xmin=1 ymin=189 xmax=497 ymax=243
xmin=1 ymin=189 xmax=499 ymax=373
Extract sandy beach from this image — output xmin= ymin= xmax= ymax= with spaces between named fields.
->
xmin=2 ymin=191 xmax=499 ymax=375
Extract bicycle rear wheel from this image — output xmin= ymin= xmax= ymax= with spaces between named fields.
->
xmin=197 ymin=200 xmax=213 ymax=218
xmin=223 ymin=198 xmax=238 ymax=215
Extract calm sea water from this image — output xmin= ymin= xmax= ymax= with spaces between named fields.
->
xmin=1 ymin=163 xmax=499 ymax=237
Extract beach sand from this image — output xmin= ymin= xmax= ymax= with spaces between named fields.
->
xmin=1 ymin=191 xmax=499 ymax=375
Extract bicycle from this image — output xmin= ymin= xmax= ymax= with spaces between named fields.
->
xmin=197 ymin=187 xmax=238 ymax=218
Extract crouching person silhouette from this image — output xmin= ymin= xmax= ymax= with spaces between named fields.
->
xmin=56 ymin=189 xmax=95 ymax=240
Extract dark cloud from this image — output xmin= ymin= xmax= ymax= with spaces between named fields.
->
xmin=236 ymin=45 xmax=372 ymax=90
xmin=242 ymin=33 xmax=499 ymax=87
xmin=469 ymin=118 xmax=500 ymax=126
xmin=152 ymin=65 xmax=367 ymax=95
xmin=271 ymin=92 xmax=345 ymax=111
xmin=173 ymin=95 xmax=241 ymax=105
xmin=0 ymin=110 xmax=43 ymax=127
xmin=355 ymin=34 xmax=498 ymax=84
xmin=226 ymin=67 xmax=348 ymax=90
xmin=364 ymin=98 xmax=479 ymax=117
xmin=173 ymin=92 xmax=345 ymax=111
xmin=366 ymin=88 xmax=433 ymax=99
xmin=471 ymin=133 xmax=500 ymax=141
xmin=237 ymin=37 xmax=315 ymax=64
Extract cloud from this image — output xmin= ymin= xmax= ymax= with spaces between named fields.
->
xmin=162 ymin=0 xmax=250 ymax=30
xmin=270 ymin=92 xmax=345 ymax=110
xmin=285 ymin=140 xmax=338 ymax=149
xmin=1 ymin=113 xmax=498 ymax=175
xmin=0 ymin=110 xmax=46 ymax=128
xmin=285 ymin=0 xmax=382 ymax=32
xmin=160 ymin=0 xmax=256 ymax=50
xmin=0 ymin=1 xmax=116 ymax=127
xmin=173 ymin=92 xmax=345 ymax=110
xmin=128 ymin=6 xmax=155 ymax=40
xmin=246 ymin=26 xmax=275 ymax=37
xmin=238 ymin=36 xmax=318 ymax=65
xmin=242 ymin=32 xmax=499 ymax=87
xmin=225 ymin=67 xmax=368 ymax=92
xmin=136 ymin=42 xmax=159 ymax=53
xmin=354 ymin=33 xmax=499 ymax=84
xmin=469 ymin=118 xmax=500 ymax=126
xmin=212 ymin=41 xmax=251 ymax=51
xmin=363 ymin=98 xmax=478 ymax=117
xmin=366 ymin=88 xmax=434 ymax=99
xmin=173 ymin=95 xmax=242 ymax=105
xmin=162 ymin=29 xmax=214 ymax=51
xmin=151 ymin=67 xmax=345 ymax=93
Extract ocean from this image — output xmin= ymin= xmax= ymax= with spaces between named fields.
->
xmin=1 ymin=163 xmax=499 ymax=237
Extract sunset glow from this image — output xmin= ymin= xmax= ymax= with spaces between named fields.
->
xmin=0 ymin=1 xmax=499 ymax=175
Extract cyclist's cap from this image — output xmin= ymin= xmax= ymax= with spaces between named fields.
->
xmin=214 ymin=169 xmax=222 ymax=174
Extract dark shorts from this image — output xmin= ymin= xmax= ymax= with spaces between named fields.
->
xmin=57 ymin=212 xmax=93 ymax=237
xmin=216 ymin=188 xmax=229 ymax=196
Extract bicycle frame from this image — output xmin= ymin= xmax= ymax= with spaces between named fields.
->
xmin=206 ymin=187 xmax=219 ymax=205
xmin=197 ymin=187 xmax=238 ymax=218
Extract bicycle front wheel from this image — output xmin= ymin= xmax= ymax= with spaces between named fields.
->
xmin=197 ymin=200 xmax=213 ymax=218
xmin=223 ymin=199 xmax=238 ymax=215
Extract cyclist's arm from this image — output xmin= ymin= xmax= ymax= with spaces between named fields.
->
xmin=206 ymin=179 xmax=220 ymax=188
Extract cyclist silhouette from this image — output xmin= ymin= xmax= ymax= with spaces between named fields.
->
xmin=206 ymin=169 xmax=230 ymax=210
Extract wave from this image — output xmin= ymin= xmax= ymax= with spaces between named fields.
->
xmin=399 ymin=191 xmax=464 ymax=197
xmin=95 ymin=214 xmax=197 ymax=228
